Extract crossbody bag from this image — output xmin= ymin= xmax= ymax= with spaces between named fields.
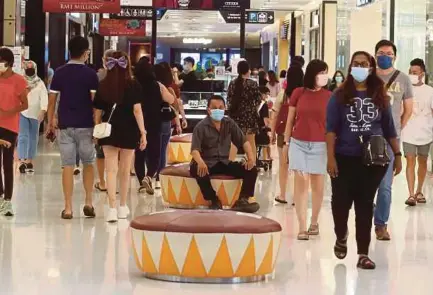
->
xmin=93 ymin=104 xmax=116 ymax=139
xmin=357 ymin=70 xmax=399 ymax=166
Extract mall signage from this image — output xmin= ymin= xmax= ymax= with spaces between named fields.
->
xmin=152 ymin=0 xmax=250 ymax=10
xmin=99 ymin=19 xmax=146 ymax=36
xmin=43 ymin=0 xmax=121 ymax=13
xmin=356 ymin=0 xmax=374 ymax=7
xmin=111 ymin=6 xmax=153 ymax=19
xmin=220 ymin=10 xmax=274 ymax=24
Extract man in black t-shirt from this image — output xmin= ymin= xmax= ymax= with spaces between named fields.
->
xmin=179 ymin=56 xmax=197 ymax=92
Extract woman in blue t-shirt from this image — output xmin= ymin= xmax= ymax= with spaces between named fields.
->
xmin=326 ymin=51 xmax=402 ymax=270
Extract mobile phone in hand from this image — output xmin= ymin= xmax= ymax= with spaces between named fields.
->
xmin=46 ymin=131 xmax=56 ymax=143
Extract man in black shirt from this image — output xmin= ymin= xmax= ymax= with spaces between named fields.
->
xmin=190 ymin=95 xmax=259 ymax=213
xmin=179 ymin=56 xmax=197 ymax=92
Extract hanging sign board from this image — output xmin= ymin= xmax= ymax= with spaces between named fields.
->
xmin=220 ymin=10 xmax=274 ymax=24
xmin=356 ymin=0 xmax=374 ymax=7
xmin=99 ymin=19 xmax=146 ymax=36
xmin=152 ymin=0 xmax=250 ymax=10
xmin=110 ymin=6 xmax=152 ymax=19
xmin=43 ymin=0 xmax=121 ymax=13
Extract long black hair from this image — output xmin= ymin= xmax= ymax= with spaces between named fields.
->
xmin=230 ymin=60 xmax=250 ymax=115
xmin=284 ymin=66 xmax=304 ymax=101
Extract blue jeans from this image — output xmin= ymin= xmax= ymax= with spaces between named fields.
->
xmin=17 ymin=114 xmax=40 ymax=160
xmin=58 ymin=128 xmax=95 ymax=167
xmin=374 ymin=143 xmax=394 ymax=226
xmin=157 ymin=121 xmax=172 ymax=180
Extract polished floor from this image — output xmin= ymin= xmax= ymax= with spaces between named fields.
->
xmin=1 ymin=142 xmax=433 ymax=295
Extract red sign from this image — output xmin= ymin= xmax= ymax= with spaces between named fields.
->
xmin=99 ymin=19 xmax=146 ymax=37
xmin=43 ymin=0 xmax=121 ymax=13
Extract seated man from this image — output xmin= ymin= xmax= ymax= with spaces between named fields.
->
xmin=190 ymin=95 xmax=259 ymax=213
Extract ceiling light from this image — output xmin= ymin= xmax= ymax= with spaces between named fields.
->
xmin=183 ymin=38 xmax=213 ymax=45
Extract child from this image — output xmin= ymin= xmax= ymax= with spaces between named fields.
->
xmin=256 ymin=86 xmax=272 ymax=162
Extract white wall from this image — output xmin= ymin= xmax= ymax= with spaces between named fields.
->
xmin=350 ymin=2 xmax=383 ymax=56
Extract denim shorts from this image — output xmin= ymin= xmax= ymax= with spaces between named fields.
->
xmin=289 ymin=138 xmax=327 ymax=175
xmin=403 ymin=142 xmax=431 ymax=157
xmin=58 ymin=128 xmax=95 ymax=166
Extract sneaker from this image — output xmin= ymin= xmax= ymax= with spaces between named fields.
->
xmin=25 ymin=163 xmax=34 ymax=173
xmin=375 ymin=225 xmax=391 ymax=241
xmin=155 ymin=180 xmax=161 ymax=189
xmin=106 ymin=208 xmax=118 ymax=223
xmin=0 ymin=200 xmax=14 ymax=216
xmin=74 ymin=167 xmax=81 ymax=176
xmin=19 ymin=162 xmax=27 ymax=174
xmin=138 ymin=176 xmax=154 ymax=195
xmin=118 ymin=206 xmax=130 ymax=219
xmin=210 ymin=199 xmax=222 ymax=210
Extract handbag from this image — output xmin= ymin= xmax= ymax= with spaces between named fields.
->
xmin=93 ymin=104 xmax=116 ymax=139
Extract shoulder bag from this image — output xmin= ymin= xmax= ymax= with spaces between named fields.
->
xmin=93 ymin=104 xmax=116 ymax=139
xmin=357 ymin=71 xmax=399 ymax=166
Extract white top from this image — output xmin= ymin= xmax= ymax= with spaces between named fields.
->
xmin=401 ymin=83 xmax=433 ymax=145
xmin=21 ymin=81 xmax=48 ymax=120
xmin=266 ymin=82 xmax=281 ymax=98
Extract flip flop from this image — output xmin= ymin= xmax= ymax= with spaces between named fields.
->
xmin=94 ymin=182 xmax=107 ymax=192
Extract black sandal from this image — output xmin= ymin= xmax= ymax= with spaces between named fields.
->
xmin=274 ymin=198 xmax=288 ymax=204
xmin=94 ymin=183 xmax=107 ymax=192
xmin=334 ymin=239 xmax=348 ymax=260
xmin=405 ymin=196 xmax=417 ymax=206
xmin=416 ymin=192 xmax=427 ymax=204
xmin=357 ymin=256 xmax=376 ymax=270
xmin=61 ymin=210 xmax=73 ymax=220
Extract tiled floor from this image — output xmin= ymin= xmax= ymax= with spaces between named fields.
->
xmin=1 ymin=142 xmax=433 ymax=295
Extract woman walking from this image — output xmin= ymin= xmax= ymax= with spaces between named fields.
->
xmin=227 ymin=60 xmax=261 ymax=157
xmin=326 ymin=51 xmax=402 ymax=269
xmin=0 ymin=48 xmax=29 ymax=216
xmin=282 ymin=59 xmax=332 ymax=240
xmin=18 ymin=61 xmax=48 ymax=173
xmin=271 ymin=66 xmax=304 ymax=204
xmin=266 ymin=70 xmax=281 ymax=98
xmin=93 ymin=51 xmax=147 ymax=222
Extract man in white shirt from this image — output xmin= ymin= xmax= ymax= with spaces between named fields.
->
xmin=402 ymin=58 xmax=433 ymax=206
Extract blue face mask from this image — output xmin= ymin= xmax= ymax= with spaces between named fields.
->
xmin=377 ymin=55 xmax=393 ymax=70
xmin=351 ymin=67 xmax=370 ymax=82
xmin=335 ymin=76 xmax=343 ymax=83
xmin=210 ymin=109 xmax=225 ymax=121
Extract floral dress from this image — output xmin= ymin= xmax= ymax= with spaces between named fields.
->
xmin=227 ymin=78 xmax=261 ymax=134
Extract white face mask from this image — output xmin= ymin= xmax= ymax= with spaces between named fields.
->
xmin=316 ymin=74 xmax=329 ymax=87
xmin=0 ymin=63 xmax=8 ymax=73
xmin=409 ymin=74 xmax=420 ymax=85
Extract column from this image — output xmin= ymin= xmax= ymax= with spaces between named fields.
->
xmin=48 ymin=14 xmax=67 ymax=69
xmin=320 ymin=1 xmax=337 ymax=75
xmin=278 ymin=18 xmax=289 ymax=72
xmin=240 ymin=9 xmax=246 ymax=58
xmin=25 ymin=0 xmax=46 ymax=79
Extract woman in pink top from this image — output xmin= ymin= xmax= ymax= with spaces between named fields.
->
xmin=282 ymin=59 xmax=332 ymax=240
xmin=0 ymin=48 xmax=29 ymax=216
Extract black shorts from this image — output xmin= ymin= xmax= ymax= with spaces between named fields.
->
xmin=0 ymin=127 xmax=18 ymax=146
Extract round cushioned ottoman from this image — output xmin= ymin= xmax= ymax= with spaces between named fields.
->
xmin=130 ymin=210 xmax=282 ymax=283
xmin=160 ymin=164 xmax=242 ymax=209
xmin=167 ymin=134 xmax=193 ymax=164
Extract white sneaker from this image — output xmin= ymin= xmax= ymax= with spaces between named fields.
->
xmin=155 ymin=181 xmax=161 ymax=189
xmin=106 ymin=208 xmax=118 ymax=223
xmin=118 ymin=206 xmax=130 ymax=219
xmin=0 ymin=200 xmax=14 ymax=216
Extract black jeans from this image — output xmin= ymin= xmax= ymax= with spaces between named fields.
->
xmin=331 ymin=154 xmax=388 ymax=255
xmin=190 ymin=161 xmax=258 ymax=202
xmin=135 ymin=129 xmax=161 ymax=184
xmin=0 ymin=128 xmax=17 ymax=200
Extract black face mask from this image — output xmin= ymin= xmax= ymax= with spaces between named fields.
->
xmin=25 ymin=68 xmax=36 ymax=77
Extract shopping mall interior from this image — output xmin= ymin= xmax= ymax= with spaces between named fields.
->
xmin=2 ymin=0 xmax=433 ymax=294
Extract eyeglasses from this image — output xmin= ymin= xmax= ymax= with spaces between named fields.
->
xmin=352 ymin=61 xmax=370 ymax=68
xmin=376 ymin=51 xmax=394 ymax=57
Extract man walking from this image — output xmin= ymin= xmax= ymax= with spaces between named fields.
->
xmin=47 ymin=36 xmax=99 ymax=219
xmin=374 ymin=40 xmax=413 ymax=240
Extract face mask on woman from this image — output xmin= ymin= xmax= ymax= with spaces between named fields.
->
xmin=0 ymin=62 xmax=8 ymax=73
xmin=316 ymin=74 xmax=328 ymax=87
xmin=335 ymin=76 xmax=343 ymax=84
xmin=351 ymin=67 xmax=370 ymax=82
xmin=25 ymin=68 xmax=36 ymax=78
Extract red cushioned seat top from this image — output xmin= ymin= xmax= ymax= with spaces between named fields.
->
xmin=170 ymin=133 xmax=193 ymax=143
xmin=160 ymin=163 xmax=240 ymax=180
xmin=130 ymin=210 xmax=282 ymax=234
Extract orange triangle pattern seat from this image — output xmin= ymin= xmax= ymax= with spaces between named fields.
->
xmin=130 ymin=210 xmax=282 ymax=283
xmin=167 ymin=134 xmax=193 ymax=164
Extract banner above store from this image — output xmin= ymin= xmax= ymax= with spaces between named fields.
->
xmin=110 ymin=6 xmax=167 ymax=20
xmin=99 ymin=19 xmax=146 ymax=36
xmin=152 ymin=0 xmax=250 ymax=10
xmin=220 ymin=10 xmax=274 ymax=24
xmin=43 ymin=0 xmax=121 ymax=13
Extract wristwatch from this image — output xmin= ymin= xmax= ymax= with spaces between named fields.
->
xmin=394 ymin=152 xmax=402 ymax=157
